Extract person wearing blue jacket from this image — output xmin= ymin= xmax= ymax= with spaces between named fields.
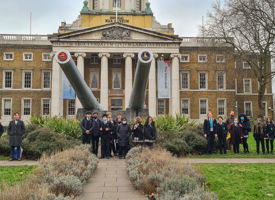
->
xmin=239 ymin=114 xmax=251 ymax=153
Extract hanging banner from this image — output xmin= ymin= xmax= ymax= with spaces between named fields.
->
xmin=62 ymin=72 xmax=75 ymax=99
xmin=158 ymin=61 xmax=171 ymax=99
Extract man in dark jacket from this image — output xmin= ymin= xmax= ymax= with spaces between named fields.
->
xmin=81 ymin=111 xmax=93 ymax=144
xmin=239 ymin=114 xmax=251 ymax=153
xmin=216 ymin=116 xmax=228 ymax=154
xmin=117 ymin=118 xmax=131 ymax=159
xmin=203 ymin=112 xmax=217 ymax=154
xmin=8 ymin=113 xmax=25 ymax=161
xmin=91 ymin=112 xmax=102 ymax=156
xmin=254 ymin=119 xmax=265 ymax=154
xmin=100 ymin=114 xmax=113 ymax=159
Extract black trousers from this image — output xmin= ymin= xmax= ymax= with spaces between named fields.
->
xmin=119 ymin=145 xmax=128 ymax=158
xmin=218 ymin=136 xmax=227 ymax=154
xmin=266 ymin=139 xmax=274 ymax=153
xmin=101 ymin=135 xmax=111 ymax=158
xmin=82 ymin=134 xmax=91 ymax=144
xmin=256 ymin=138 xmax=265 ymax=154
xmin=206 ymin=133 xmax=215 ymax=154
xmin=92 ymin=135 xmax=99 ymax=156
xmin=110 ymin=138 xmax=116 ymax=156
xmin=10 ymin=146 xmax=20 ymax=159
xmin=233 ymin=143 xmax=240 ymax=153
xmin=243 ymin=137 xmax=249 ymax=153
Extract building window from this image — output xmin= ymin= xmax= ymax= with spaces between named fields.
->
xmin=199 ymin=99 xmax=208 ymax=116
xmin=43 ymin=71 xmax=51 ymax=89
xmin=217 ymin=99 xmax=226 ymax=116
xmin=180 ymin=54 xmax=190 ymax=63
xmin=244 ymin=102 xmax=252 ymax=117
xmin=217 ymin=72 xmax=225 ymax=90
xmin=198 ymin=55 xmax=207 ymax=63
xmin=3 ymin=99 xmax=12 ymax=116
xmin=42 ymin=53 xmax=51 ymax=61
xmin=93 ymin=0 xmax=98 ymax=9
xmin=136 ymin=0 xmax=141 ymax=10
xmin=68 ymin=100 xmax=75 ymax=116
xmin=111 ymin=99 xmax=123 ymax=111
xmin=3 ymin=52 xmax=14 ymax=61
xmin=158 ymin=100 xmax=165 ymax=115
xmin=113 ymin=72 xmax=121 ymax=89
xmin=90 ymin=71 xmax=99 ymax=89
xmin=22 ymin=99 xmax=31 ymax=116
xmin=113 ymin=0 xmax=121 ymax=7
xmin=4 ymin=71 xmax=13 ymax=88
xmin=243 ymin=79 xmax=252 ymax=93
xmin=216 ymin=55 xmax=225 ymax=63
xmin=243 ymin=62 xmax=251 ymax=69
xmin=90 ymin=54 xmax=99 ymax=64
xmin=23 ymin=53 xmax=33 ymax=61
xmin=181 ymin=72 xmax=189 ymax=89
xmin=42 ymin=99 xmax=50 ymax=116
xmin=199 ymin=72 xmax=207 ymax=89
xmin=23 ymin=71 xmax=32 ymax=89
xmin=112 ymin=55 xmax=122 ymax=64
xmin=181 ymin=99 xmax=190 ymax=116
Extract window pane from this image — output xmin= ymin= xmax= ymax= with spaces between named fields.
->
xmin=217 ymin=73 xmax=224 ymax=90
xmin=42 ymin=99 xmax=50 ymax=115
xmin=4 ymin=99 xmax=11 ymax=115
xmin=245 ymin=102 xmax=252 ymax=117
xmin=244 ymin=80 xmax=251 ymax=93
xmin=199 ymin=73 xmax=206 ymax=89
xmin=43 ymin=72 xmax=51 ymax=88
xmin=68 ymin=100 xmax=75 ymax=115
xmin=158 ymin=100 xmax=165 ymax=115
xmin=200 ymin=99 xmax=207 ymax=115
xmin=23 ymin=99 xmax=31 ymax=115
xmin=136 ymin=0 xmax=141 ymax=10
xmin=182 ymin=99 xmax=189 ymax=115
xmin=91 ymin=72 xmax=98 ymax=89
xmin=111 ymin=99 xmax=122 ymax=106
xmin=218 ymin=99 xmax=225 ymax=115
xmin=113 ymin=0 xmax=121 ymax=7
xmin=24 ymin=72 xmax=32 ymax=88
xmin=91 ymin=54 xmax=99 ymax=64
xmin=181 ymin=73 xmax=189 ymax=89
xmin=93 ymin=0 xmax=98 ymax=9
xmin=5 ymin=71 xmax=12 ymax=88
xmin=113 ymin=72 xmax=121 ymax=89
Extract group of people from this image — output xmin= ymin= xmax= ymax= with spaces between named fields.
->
xmin=203 ymin=111 xmax=275 ymax=155
xmin=81 ymin=112 xmax=157 ymax=159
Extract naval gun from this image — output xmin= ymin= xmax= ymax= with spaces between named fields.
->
xmin=55 ymin=50 xmax=104 ymax=111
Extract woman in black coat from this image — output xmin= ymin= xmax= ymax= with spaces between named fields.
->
xmin=264 ymin=117 xmax=275 ymax=154
xmin=203 ymin=112 xmax=217 ymax=154
xmin=132 ymin=116 xmax=144 ymax=143
xmin=239 ymin=114 xmax=251 ymax=153
xmin=117 ymin=118 xmax=131 ymax=159
xmin=254 ymin=119 xmax=265 ymax=155
xmin=0 ymin=122 xmax=4 ymax=137
xmin=144 ymin=116 xmax=157 ymax=148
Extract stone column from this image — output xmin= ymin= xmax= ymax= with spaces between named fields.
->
xmin=99 ymin=53 xmax=110 ymax=111
xmin=170 ymin=54 xmax=181 ymax=117
xmin=123 ymin=53 xmax=135 ymax=109
xmin=74 ymin=53 xmax=86 ymax=112
xmin=148 ymin=54 xmax=158 ymax=117
xmin=51 ymin=53 xmax=63 ymax=117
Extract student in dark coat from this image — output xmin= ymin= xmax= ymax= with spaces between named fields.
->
xmin=91 ymin=112 xmax=102 ymax=156
xmin=254 ymin=119 xmax=265 ymax=155
xmin=113 ymin=114 xmax=123 ymax=156
xmin=144 ymin=116 xmax=157 ymax=148
xmin=7 ymin=113 xmax=25 ymax=161
xmin=100 ymin=114 xmax=113 ymax=159
xmin=132 ymin=116 xmax=144 ymax=144
xmin=264 ymin=117 xmax=275 ymax=154
xmin=229 ymin=118 xmax=243 ymax=154
xmin=226 ymin=111 xmax=235 ymax=150
xmin=0 ymin=122 xmax=4 ymax=137
xmin=203 ymin=112 xmax=217 ymax=154
xmin=239 ymin=114 xmax=251 ymax=153
xmin=117 ymin=118 xmax=131 ymax=159
xmin=81 ymin=111 xmax=93 ymax=144
xmin=108 ymin=116 xmax=116 ymax=157
xmin=216 ymin=116 xmax=228 ymax=154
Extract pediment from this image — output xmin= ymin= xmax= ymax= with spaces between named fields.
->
xmin=52 ymin=23 xmax=181 ymax=42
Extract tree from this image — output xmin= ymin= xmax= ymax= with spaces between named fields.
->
xmin=204 ymin=0 xmax=275 ymax=119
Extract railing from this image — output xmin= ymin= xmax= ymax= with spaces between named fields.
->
xmin=181 ymin=37 xmax=231 ymax=44
xmin=0 ymin=34 xmax=49 ymax=41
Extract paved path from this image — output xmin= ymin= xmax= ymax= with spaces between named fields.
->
xmin=79 ymin=159 xmax=147 ymax=200
xmin=0 ymin=160 xmax=38 ymax=166
xmin=182 ymin=158 xmax=275 ymax=164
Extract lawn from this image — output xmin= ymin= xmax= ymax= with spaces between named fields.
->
xmin=189 ymin=133 xmax=275 ymax=158
xmin=197 ymin=164 xmax=275 ymax=200
xmin=0 ymin=166 xmax=36 ymax=189
xmin=0 ymin=155 xmax=9 ymax=160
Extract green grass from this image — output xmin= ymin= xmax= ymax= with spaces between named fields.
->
xmin=197 ymin=164 xmax=275 ymax=200
xmin=188 ymin=133 xmax=275 ymax=158
xmin=0 ymin=166 xmax=36 ymax=189
xmin=0 ymin=156 xmax=9 ymax=160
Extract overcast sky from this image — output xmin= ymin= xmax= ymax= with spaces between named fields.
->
xmin=0 ymin=0 xmax=216 ymax=36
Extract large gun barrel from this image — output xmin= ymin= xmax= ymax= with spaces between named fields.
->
xmin=128 ymin=50 xmax=153 ymax=112
xmin=55 ymin=50 xmax=103 ymax=111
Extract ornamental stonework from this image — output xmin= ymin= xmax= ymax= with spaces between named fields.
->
xmin=101 ymin=27 xmax=131 ymax=40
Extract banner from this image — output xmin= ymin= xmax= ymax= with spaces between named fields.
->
xmin=158 ymin=61 xmax=171 ymax=99
xmin=62 ymin=72 xmax=75 ymax=99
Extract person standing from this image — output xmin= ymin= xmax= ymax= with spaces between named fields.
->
xmin=265 ymin=117 xmax=275 ymax=154
xmin=117 ymin=118 xmax=131 ymax=159
xmin=132 ymin=117 xmax=144 ymax=145
xmin=100 ymin=114 xmax=112 ymax=159
xmin=229 ymin=118 xmax=243 ymax=154
xmin=108 ymin=116 xmax=116 ymax=157
xmin=226 ymin=111 xmax=235 ymax=150
xmin=216 ymin=116 xmax=228 ymax=154
xmin=144 ymin=116 xmax=157 ymax=148
xmin=203 ymin=112 xmax=217 ymax=154
xmin=254 ymin=119 xmax=265 ymax=155
xmin=7 ymin=113 xmax=25 ymax=161
xmin=239 ymin=114 xmax=251 ymax=153
xmin=114 ymin=114 xmax=123 ymax=156
xmin=81 ymin=111 xmax=93 ymax=144
xmin=91 ymin=112 xmax=102 ymax=156
xmin=0 ymin=122 xmax=4 ymax=138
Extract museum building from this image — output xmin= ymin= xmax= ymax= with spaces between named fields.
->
xmin=0 ymin=0 xmax=273 ymax=124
